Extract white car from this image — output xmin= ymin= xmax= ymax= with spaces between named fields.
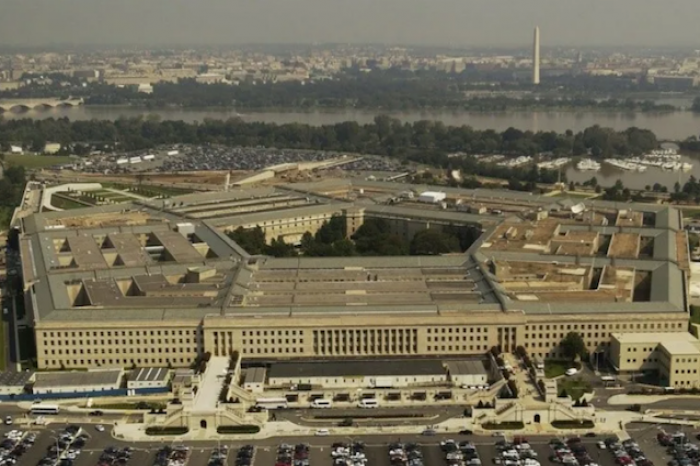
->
xmin=95 ymin=424 xmax=105 ymax=432
xmin=315 ymin=429 xmax=330 ymax=436
xmin=565 ymin=368 xmax=578 ymax=376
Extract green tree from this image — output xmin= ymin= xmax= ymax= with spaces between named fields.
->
xmin=227 ymin=226 xmax=266 ymax=255
xmin=692 ymin=97 xmax=700 ymax=113
xmin=410 ymin=229 xmax=460 ymax=255
xmin=265 ymin=236 xmax=298 ymax=257
xmin=560 ymin=332 xmax=587 ymax=361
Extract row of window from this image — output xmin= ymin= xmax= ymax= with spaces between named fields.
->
xmin=43 ymin=339 xmax=194 ymax=347
xmin=43 ymin=329 xmax=198 ymax=338
xmin=241 ymin=330 xmax=304 ymax=337
xmin=526 ymin=322 xmax=682 ymax=331
xmin=45 ymin=347 xmax=196 ymax=355
xmin=427 ymin=327 xmax=486 ymax=334
xmin=43 ymin=357 xmax=191 ymax=367
xmin=426 ymin=345 xmax=487 ymax=352
xmin=241 ymin=339 xmax=300 ymax=345
xmin=427 ymin=336 xmax=485 ymax=343
xmin=314 ymin=346 xmax=416 ymax=354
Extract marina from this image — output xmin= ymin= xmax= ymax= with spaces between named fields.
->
xmin=576 ymin=159 xmax=601 ymax=171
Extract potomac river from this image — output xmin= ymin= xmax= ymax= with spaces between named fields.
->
xmin=2 ymin=105 xmax=700 ymax=141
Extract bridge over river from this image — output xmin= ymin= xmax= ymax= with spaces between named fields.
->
xmin=0 ymin=98 xmax=84 ymax=112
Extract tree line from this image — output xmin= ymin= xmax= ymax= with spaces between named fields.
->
xmin=0 ymin=165 xmax=27 ymax=228
xmin=227 ymin=215 xmax=477 ymax=257
xmin=0 ymin=116 xmax=667 ymax=185
xmin=0 ymin=71 xmax=679 ymax=112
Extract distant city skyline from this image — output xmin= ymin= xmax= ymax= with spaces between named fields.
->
xmin=1 ymin=0 xmax=699 ymax=48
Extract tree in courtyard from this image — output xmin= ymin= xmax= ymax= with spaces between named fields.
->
xmin=560 ymin=332 xmax=587 ymax=361
xmin=410 ymin=229 xmax=460 ymax=255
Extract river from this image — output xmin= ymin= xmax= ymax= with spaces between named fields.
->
xmin=2 ymin=105 xmax=700 ymax=141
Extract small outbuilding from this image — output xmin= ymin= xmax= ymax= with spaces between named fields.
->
xmin=242 ymin=367 xmax=266 ymax=393
xmin=417 ymin=191 xmax=447 ymax=204
xmin=127 ymin=367 xmax=171 ymax=390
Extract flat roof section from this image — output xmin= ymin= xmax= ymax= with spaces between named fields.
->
xmin=268 ymin=359 xmax=445 ymax=379
xmin=660 ymin=340 xmax=700 ymax=356
xmin=445 ymin=360 xmax=488 ymax=376
xmin=243 ymin=367 xmax=266 ymax=384
xmin=130 ymin=367 xmax=170 ymax=383
xmin=34 ymin=369 xmax=122 ymax=389
xmin=0 ymin=371 xmax=34 ymax=387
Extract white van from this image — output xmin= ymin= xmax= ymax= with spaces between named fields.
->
xmin=357 ymin=398 xmax=379 ymax=409
xmin=310 ymin=399 xmax=333 ymax=409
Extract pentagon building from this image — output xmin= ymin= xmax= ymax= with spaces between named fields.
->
xmin=18 ymin=179 xmax=690 ymax=370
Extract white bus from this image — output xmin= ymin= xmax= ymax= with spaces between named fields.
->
xmin=29 ymin=404 xmax=60 ymax=415
xmin=310 ymin=399 xmax=333 ymax=409
xmin=358 ymin=398 xmax=379 ymax=409
xmin=255 ymin=397 xmax=288 ymax=409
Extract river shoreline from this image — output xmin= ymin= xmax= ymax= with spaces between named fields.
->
xmin=71 ymin=104 xmax=682 ymax=114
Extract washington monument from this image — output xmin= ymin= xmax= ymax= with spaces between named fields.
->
xmin=532 ymin=26 xmax=540 ymax=85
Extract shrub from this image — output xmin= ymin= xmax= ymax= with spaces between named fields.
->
xmin=145 ymin=426 xmax=189 ymax=436
xmin=216 ymin=425 xmax=261 ymax=434
xmin=552 ymin=420 xmax=595 ymax=429
xmin=482 ymin=421 xmax=524 ymax=430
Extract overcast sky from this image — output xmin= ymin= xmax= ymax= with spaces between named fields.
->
xmin=1 ymin=0 xmax=699 ymax=48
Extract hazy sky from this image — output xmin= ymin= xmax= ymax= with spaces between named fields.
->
xmin=1 ymin=0 xmax=699 ymax=48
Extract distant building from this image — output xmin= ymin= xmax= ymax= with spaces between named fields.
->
xmin=44 ymin=143 xmax=61 ymax=154
xmin=532 ymin=26 xmax=540 ymax=85
xmin=651 ymin=76 xmax=696 ymax=92
xmin=137 ymin=83 xmax=154 ymax=94
xmin=73 ymin=70 xmax=100 ymax=79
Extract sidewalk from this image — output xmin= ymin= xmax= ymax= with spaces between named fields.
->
xmin=607 ymin=394 xmax=700 ymax=406
xmin=110 ymin=411 xmax=643 ymax=443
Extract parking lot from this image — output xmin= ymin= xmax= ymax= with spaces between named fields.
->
xmin=0 ymin=422 xmax=696 ymax=466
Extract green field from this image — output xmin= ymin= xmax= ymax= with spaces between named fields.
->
xmin=558 ymin=377 xmax=593 ymax=401
xmin=0 ymin=320 xmax=6 ymax=371
xmin=550 ymin=191 xmax=597 ymax=199
xmin=17 ymin=327 xmax=35 ymax=361
xmin=51 ymin=195 xmax=91 ymax=210
xmin=544 ymin=360 xmax=570 ymax=378
xmin=4 ymin=154 xmax=73 ymax=168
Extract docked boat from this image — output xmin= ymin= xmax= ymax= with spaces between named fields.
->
xmin=576 ymin=159 xmax=601 ymax=171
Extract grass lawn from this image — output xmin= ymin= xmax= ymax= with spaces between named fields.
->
xmin=558 ymin=377 xmax=593 ymax=401
xmin=5 ymin=154 xmax=73 ymax=168
xmin=51 ymin=195 xmax=90 ymax=210
xmin=550 ymin=191 xmax=598 ymax=199
xmin=0 ymin=320 xmax=5 ymax=371
xmin=545 ymin=360 xmax=570 ymax=378
xmin=95 ymin=401 xmax=166 ymax=410
xmin=17 ymin=327 xmax=35 ymax=361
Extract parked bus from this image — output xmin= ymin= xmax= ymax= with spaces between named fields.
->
xmin=357 ymin=398 xmax=379 ymax=409
xmin=29 ymin=404 xmax=60 ymax=415
xmin=255 ymin=397 xmax=288 ymax=409
xmin=310 ymin=399 xmax=333 ymax=409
